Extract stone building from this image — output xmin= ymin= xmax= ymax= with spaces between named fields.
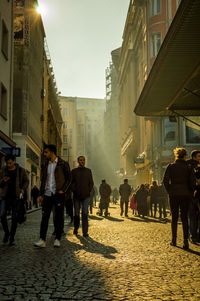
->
xmin=104 ymin=48 xmax=121 ymax=186
xmin=0 ymin=0 xmax=16 ymax=166
xmin=118 ymin=0 xmax=195 ymax=186
xmin=59 ymin=96 xmax=78 ymax=169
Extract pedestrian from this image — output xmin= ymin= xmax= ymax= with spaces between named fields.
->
xmin=130 ymin=192 xmax=137 ymax=215
xmin=34 ymin=144 xmax=71 ymax=248
xmin=187 ymin=150 xmax=200 ymax=244
xmin=112 ymin=187 xmax=119 ymax=204
xmin=157 ymin=183 xmax=168 ymax=219
xmin=31 ymin=185 xmax=39 ymax=208
xmin=0 ymin=154 xmax=29 ymax=245
xmin=99 ymin=180 xmax=111 ymax=216
xmin=163 ymin=147 xmax=196 ymax=250
xmin=71 ymin=156 xmax=94 ymax=237
xmin=65 ymin=189 xmax=74 ymax=224
xmin=134 ymin=184 xmax=148 ymax=217
xmin=119 ymin=179 xmax=132 ymax=217
xmin=149 ymin=181 xmax=159 ymax=217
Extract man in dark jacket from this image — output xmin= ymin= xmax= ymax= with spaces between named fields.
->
xmin=163 ymin=147 xmax=196 ymax=250
xmin=119 ymin=179 xmax=132 ymax=217
xmin=0 ymin=154 xmax=29 ymax=245
xmin=34 ymin=144 xmax=71 ymax=248
xmin=71 ymin=156 xmax=94 ymax=237
xmin=187 ymin=150 xmax=200 ymax=244
xmin=31 ymin=185 xmax=39 ymax=208
xmin=99 ymin=180 xmax=111 ymax=216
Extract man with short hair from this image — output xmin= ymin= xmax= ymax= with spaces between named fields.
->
xmin=34 ymin=144 xmax=71 ymax=248
xmin=0 ymin=154 xmax=29 ymax=245
xmin=187 ymin=150 xmax=200 ymax=244
xmin=71 ymin=156 xmax=94 ymax=237
xmin=119 ymin=179 xmax=132 ymax=217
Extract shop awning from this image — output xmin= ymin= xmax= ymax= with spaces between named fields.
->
xmin=134 ymin=0 xmax=200 ymax=117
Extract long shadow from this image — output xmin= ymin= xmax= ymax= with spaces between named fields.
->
xmin=176 ymin=245 xmax=200 ymax=256
xmin=104 ymin=216 xmax=124 ymax=222
xmin=0 ymin=210 xmax=113 ymax=300
xmin=88 ymin=215 xmax=104 ymax=221
xmin=74 ymin=235 xmax=117 ymax=259
xmin=129 ymin=216 xmax=169 ymax=224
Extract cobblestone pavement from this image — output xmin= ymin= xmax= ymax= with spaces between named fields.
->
xmin=0 ymin=204 xmax=200 ymax=301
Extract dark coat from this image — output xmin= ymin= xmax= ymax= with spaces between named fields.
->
xmin=71 ymin=166 xmax=94 ymax=201
xmin=99 ymin=182 xmax=111 ymax=199
xmin=119 ymin=183 xmax=132 ymax=200
xmin=0 ymin=164 xmax=29 ymax=200
xmin=163 ymin=159 xmax=196 ymax=197
xmin=149 ymin=185 xmax=159 ymax=203
xmin=135 ymin=187 xmax=148 ymax=216
xmin=40 ymin=157 xmax=71 ymax=196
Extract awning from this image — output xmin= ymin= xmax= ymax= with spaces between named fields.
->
xmin=134 ymin=0 xmax=200 ymax=117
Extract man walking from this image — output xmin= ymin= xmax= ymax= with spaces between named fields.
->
xmin=34 ymin=144 xmax=71 ymax=248
xmin=99 ymin=180 xmax=111 ymax=216
xmin=0 ymin=154 xmax=29 ymax=245
xmin=31 ymin=185 xmax=39 ymax=208
xmin=71 ymin=156 xmax=94 ymax=237
xmin=119 ymin=179 xmax=132 ymax=217
xmin=187 ymin=150 xmax=200 ymax=244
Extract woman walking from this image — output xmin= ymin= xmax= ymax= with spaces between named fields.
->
xmin=163 ymin=148 xmax=196 ymax=250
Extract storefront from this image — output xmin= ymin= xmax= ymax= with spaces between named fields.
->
xmin=0 ymin=130 xmax=16 ymax=167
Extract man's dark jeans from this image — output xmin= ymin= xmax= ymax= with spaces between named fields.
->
xmin=188 ymin=198 xmax=199 ymax=241
xmin=120 ymin=198 xmax=129 ymax=215
xmin=73 ymin=198 xmax=90 ymax=235
xmin=0 ymin=198 xmax=19 ymax=241
xmin=40 ymin=194 xmax=65 ymax=241
xmin=169 ymin=195 xmax=190 ymax=240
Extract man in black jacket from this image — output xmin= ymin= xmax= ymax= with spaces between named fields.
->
xmin=71 ymin=156 xmax=94 ymax=237
xmin=0 ymin=154 xmax=29 ymax=245
xmin=187 ymin=150 xmax=200 ymax=244
xmin=119 ymin=179 xmax=132 ymax=217
xmin=34 ymin=144 xmax=71 ymax=248
xmin=163 ymin=147 xmax=196 ymax=250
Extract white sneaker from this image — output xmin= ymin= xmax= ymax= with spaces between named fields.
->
xmin=34 ymin=239 xmax=46 ymax=248
xmin=54 ymin=239 xmax=60 ymax=248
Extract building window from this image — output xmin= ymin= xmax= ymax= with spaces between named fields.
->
xmin=163 ymin=118 xmax=177 ymax=145
xmin=150 ymin=0 xmax=161 ymax=16
xmin=63 ymin=122 xmax=67 ymax=129
xmin=63 ymin=148 xmax=68 ymax=156
xmin=63 ymin=135 xmax=67 ymax=143
xmin=185 ymin=118 xmax=200 ymax=144
xmin=150 ymin=33 xmax=161 ymax=58
xmin=0 ymin=83 xmax=7 ymax=120
xmin=1 ymin=20 xmax=9 ymax=60
xmin=63 ymin=108 xmax=67 ymax=116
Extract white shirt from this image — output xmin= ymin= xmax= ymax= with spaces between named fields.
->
xmin=44 ymin=157 xmax=58 ymax=196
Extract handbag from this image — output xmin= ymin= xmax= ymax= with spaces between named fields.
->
xmin=17 ymin=193 xmax=27 ymax=224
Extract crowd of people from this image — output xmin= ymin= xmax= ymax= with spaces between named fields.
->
xmin=0 ymin=145 xmax=199 ymax=251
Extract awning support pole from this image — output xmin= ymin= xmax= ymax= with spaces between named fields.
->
xmin=169 ymin=110 xmax=200 ymax=128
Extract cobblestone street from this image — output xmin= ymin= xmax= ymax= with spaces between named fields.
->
xmin=0 ymin=204 xmax=200 ymax=301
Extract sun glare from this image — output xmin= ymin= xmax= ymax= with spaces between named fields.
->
xmin=36 ymin=4 xmax=46 ymax=16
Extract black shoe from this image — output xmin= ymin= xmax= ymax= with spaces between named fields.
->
xmin=73 ymin=229 xmax=78 ymax=235
xmin=125 ymin=214 xmax=128 ymax=217
xmin=9 ymin=239 xmax=15 ymax=246
xmin=3 ymin=232 xmax=10 ymax=243
xmin=61 ymin=231 xmax=66 ymax=236
xmin=191 ymin=239 xmax=197 ymax=245
xmin=183 ymin=239 xmax=189 ymax=250
xmin=83 ymin=233 xmax=89 ymax=238
xmin=52 ymin=231 xmax=56 ymax=235
xmin=170 ymin=237 xmax=176 ymax=246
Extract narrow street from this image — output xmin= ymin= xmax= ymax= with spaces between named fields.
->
xmin=0 ymin=205 xmax=200 ymax=301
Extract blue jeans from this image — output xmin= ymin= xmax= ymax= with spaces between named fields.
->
xmin=73 ymin=198 xmax=90 ymax=235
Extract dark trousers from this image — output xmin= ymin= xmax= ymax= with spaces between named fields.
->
xmin=73 ymin=198 xmax=90 ymax=235
xmin=33 ymin=196 xmax=38 ymax=208
xmin=150 ymin=201 xmax=158 ymax=217
xmin=188 ymin=198 xmax=199 ymax=241
xmin=65 ymin=198 xmax=73 ymax=222
xmin=169 ymin=196 xmax=190 ymax=240
xmin=0 ymin=198 xmax=18 ymax=241
xmin=40 ymin=194 xmax=65 ymax=241
xmin=120 ymin=198 xmax=129 ymax=215
xmin=99 ymin=198 xmax=109 ymax=216
xmin=159 ymin=199 xmax=167 ymax=218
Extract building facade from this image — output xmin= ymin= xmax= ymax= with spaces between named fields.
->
xmin=0 ymin=0 xmax=16 ymax=166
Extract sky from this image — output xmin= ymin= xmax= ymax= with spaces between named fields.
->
xmin=38 ymin=0 xmax=130 ymax=99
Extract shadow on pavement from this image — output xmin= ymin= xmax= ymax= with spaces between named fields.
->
xmin=104 ymin=216 xmax=124 ymax=222
xmin=176 ymin=245 xmax=200 ymax=256
xmin=0 ymin=211 xmax=113 ymax=300
xmin=129 ymin=216 xmax=169 ymax=224
xmin=76 ymin=235 xmax=117 ymax=259
xmin=88 ymin=215 xmax=104 ymax=221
